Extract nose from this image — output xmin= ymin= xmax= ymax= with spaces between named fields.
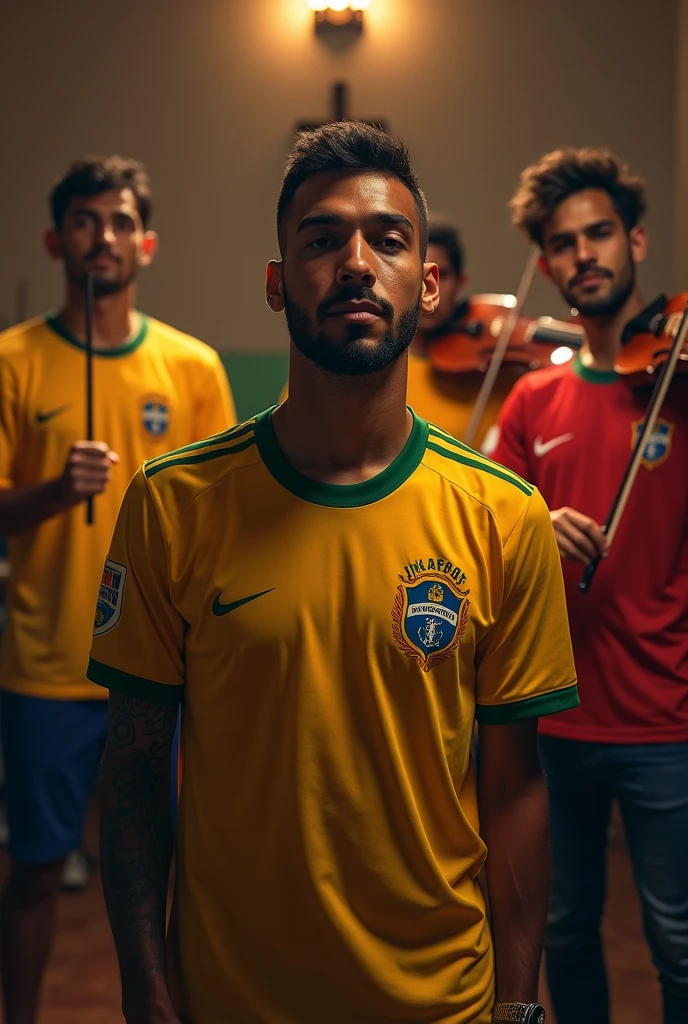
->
xmin=96 ymin=219 xmax=116 ymax=248
xmin=574 ymin=235 xmax=596 ymax=267
xmin=336 ymin=233 xmax=376 ymax=289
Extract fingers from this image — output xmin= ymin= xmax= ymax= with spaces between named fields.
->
xmin=551 ymin=507 xmax=609 ymax=564
xmin=61 ymin=441 xmax=120 ymax=503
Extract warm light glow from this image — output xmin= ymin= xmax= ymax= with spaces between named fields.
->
xmin=308 ymin=0 xmax=371 ymax=10
xmin=550 ymin=346 xmax=574 ymax=365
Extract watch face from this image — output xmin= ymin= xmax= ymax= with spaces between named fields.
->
xmin=527 ymin=1006 xmax=546 ymax=1024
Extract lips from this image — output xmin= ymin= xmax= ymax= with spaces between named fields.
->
xmin=574 ymin=272 xmax=609 ymax=287
xmin=326 ymin=299 xmax=383 ymax=317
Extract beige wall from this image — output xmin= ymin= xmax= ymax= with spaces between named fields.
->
xmin=0 ymin=0 xmax=677 ymax=351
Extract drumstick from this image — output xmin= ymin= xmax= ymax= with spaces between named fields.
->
xmin=85 ymin=272 xmax=95 ymax=525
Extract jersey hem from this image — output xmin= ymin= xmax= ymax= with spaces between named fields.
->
xmin=539 ymin=721 xmax=688 ymax=744
xmin=87 ymin=658 xmax=184 ymax=704
xmin=476 ymin=682 xmax=579 ymax=723
xmin=0 ymin=679 xmax=108 ymax=701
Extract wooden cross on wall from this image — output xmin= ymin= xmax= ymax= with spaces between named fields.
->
xmin=297 ymin=82 xmax=387 ymax=134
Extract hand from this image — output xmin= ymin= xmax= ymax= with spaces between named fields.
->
xmin=550 ymin=506 xmax=608 ymax=565
xmin=55 ymin=440 xmax=120 ymax=507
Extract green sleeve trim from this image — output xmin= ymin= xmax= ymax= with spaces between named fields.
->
xmin=476 ymin=682 xmax=579 ymax=724
xmin=87 ymin=658 xmax=184 ymax=705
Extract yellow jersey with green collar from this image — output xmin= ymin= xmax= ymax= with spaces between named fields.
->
xmin=88 ymin=410 xmax=577 ymax=1024
xmin=0 ymin=313 xmax=235 ymax=700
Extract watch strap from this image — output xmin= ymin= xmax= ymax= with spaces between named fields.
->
xmin=492 ymin=1003 xmax=545 ymax=1023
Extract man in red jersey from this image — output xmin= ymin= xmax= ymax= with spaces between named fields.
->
xmin=490 ymin=148 xmax=688 ymax=1024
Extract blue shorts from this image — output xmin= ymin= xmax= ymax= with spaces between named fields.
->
xmin=0 ymin=691 xmax=109 ymax=863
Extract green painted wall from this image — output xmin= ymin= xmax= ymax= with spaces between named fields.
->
xmin=221 ymin=353 xmax=289 ymax=422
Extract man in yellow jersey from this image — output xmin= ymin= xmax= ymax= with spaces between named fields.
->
xmin=0 ymin=155 xmax=235 ymax=1024
xmin=406 ymin=218 xmax=514 ymax=450
xmin=90 ymin=124 xmax=577 ymax=1024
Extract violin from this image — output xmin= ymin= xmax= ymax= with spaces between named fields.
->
xmin=580 ymin=294 xmax=688 ymax=592
xmin=429 ymin=293 xmax=584 ymax=376
xmin=613 ymin=292 xmax=688 ymax=383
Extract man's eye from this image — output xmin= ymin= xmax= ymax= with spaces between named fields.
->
xmin=308 ymin=237 xmax=333 ymax=250
xmin=379 ymin=237 xmax=404 ymax=250
xmin=552 ymin=240 xmax=572 ymax=253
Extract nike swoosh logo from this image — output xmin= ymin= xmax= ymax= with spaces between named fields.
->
xmin=36 ymin=404 xmax=71 ymax=424
xmin=212 ymin=587 xmax=275 ymax=616
xmin=533 ymin=432 xmax=574 ymax=457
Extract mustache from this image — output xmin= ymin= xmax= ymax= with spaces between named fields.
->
xmin=317 ymin=285 xmax=394 ymax=322
xmin=570 ymin=265 xmax=613 ymax=287
xmin=85 ymin=245 xmax=122 ymax=264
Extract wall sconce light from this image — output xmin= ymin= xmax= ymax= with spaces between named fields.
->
xmin=307 ymin=1 xmax=371 ymax=35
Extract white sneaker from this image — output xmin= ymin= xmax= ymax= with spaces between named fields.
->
xmin=61 ymin=849 xmax=92 ymax=891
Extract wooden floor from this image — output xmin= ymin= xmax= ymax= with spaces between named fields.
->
xmin=0 ymin=805 xmax=661 ymax=1024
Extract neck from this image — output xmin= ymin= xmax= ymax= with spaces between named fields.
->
xmin=578 ymin=287 xmax=646 ymax=371
xmin=58 ymin=282 xmax=139 ymax=350
xmin=272 ymin=345 xmax=412 ymax=484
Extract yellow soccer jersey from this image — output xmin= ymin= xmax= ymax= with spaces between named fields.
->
xmin=0 ymin=313 xmax=235 ymax=700
xmin=88 ymin=410 xmax=578 ymax=1024
xmin=406 ymin=350 xmax=513 ymax=449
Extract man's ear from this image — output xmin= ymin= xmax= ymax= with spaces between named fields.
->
xmin=537 ymin=253 xmax=552 ymax=280
xmin=139 ymin=231 xmax=158 ymax=268
xmin=629 ymin=225 xmax=648 ymax=267
xmin=266 ymin=261 xmax=285 ymax=312
xmin=44 ymin=228 xmax=62 ymax=260
xmin=420 ymin=262 xmax=440 ymax=314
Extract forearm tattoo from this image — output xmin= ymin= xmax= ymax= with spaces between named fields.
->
xmin=100 ymin=693 xmax=179 ymax=1001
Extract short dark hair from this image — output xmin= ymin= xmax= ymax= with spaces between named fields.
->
xmin=427 ymin=217 xmax=464 ymax=276
xmin=510 ymin=147 xmax=647 ymax=246
xmin=277 ymin=121 xmax=428 ymax=256
xmin=50 ymin=155 xmax=153 ymax=230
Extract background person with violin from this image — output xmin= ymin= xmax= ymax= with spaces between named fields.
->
xmin=491 ymin=147 xmax=688 ymax=1024
xmin=0 ymin=156 xmax=236 ymax=1024
xmin=405 ymin=217 xmax=512 ymax=448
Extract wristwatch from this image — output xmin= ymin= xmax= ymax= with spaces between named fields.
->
xmin=492 ymin=1003 xmax=545 ymax=1023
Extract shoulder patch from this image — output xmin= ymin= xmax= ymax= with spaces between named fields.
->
xmin=94 ymin=559 xmax=127 ymax=636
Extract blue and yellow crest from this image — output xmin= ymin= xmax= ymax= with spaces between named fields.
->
xmin=141 ymin=394 xmax=170 ymax=438
xmin=632 ymin=417 xmax=674 ymax=470
xmin=93 ymin=558 xmax=127 ymax=636
xmin=392 ymin=572 xmax=470 ymax=671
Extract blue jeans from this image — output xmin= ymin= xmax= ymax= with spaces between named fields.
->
xmin=539 ymin=736 xmax=688 ymax=1024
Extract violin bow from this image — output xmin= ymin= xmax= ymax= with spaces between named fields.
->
xmin=462 ymin=245 xmax=539 ymax=449
xmin=85 ymin=272 xmax=95 ymax=525
xmin=579 ymin=294 xmax=688 ymax=592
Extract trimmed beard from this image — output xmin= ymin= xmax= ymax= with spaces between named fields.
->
xmin=284 ymin=286 xmax=421 ymax=377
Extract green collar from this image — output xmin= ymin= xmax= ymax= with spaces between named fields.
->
xmin=572 ymin=351 xmax=619 ymax=385
xmin=254 ymin=407 xmax=429 ymax=508
xmin=45 ymin=311 xmax=148 ymax=358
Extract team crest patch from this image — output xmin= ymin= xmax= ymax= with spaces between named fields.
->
xmin=632 ymin=417 xmax=674 ymax=470
xmin=141 ymin=394 xmax=170 ymax=438
xmin=93 ymin=559 xmax=127 ymax=636
xmin=392 ymin=571 xmax=470 ymax=672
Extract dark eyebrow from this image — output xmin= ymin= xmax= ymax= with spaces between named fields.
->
xmin=296 ymin=212 xmax=415 ymax=235
xmin=69 ymin=207 xmax=135 ymax=223
xmin=547 ymin=219 xmax=616 ymax=246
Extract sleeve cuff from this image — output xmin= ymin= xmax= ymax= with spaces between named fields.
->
xmin=475 ymin=681 xmax=579 ymax=724
xmin=87 ymin=658 xmax=184 ymax=705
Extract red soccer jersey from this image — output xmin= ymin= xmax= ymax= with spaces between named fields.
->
xmin=490 ymin=352 xmax=688 ymax=744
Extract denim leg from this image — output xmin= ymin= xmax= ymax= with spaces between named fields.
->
xmin=611 ymin=743 xmax=688 ymax=1024
xmin=539 ymin=736 xmax=613 ymax=1024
